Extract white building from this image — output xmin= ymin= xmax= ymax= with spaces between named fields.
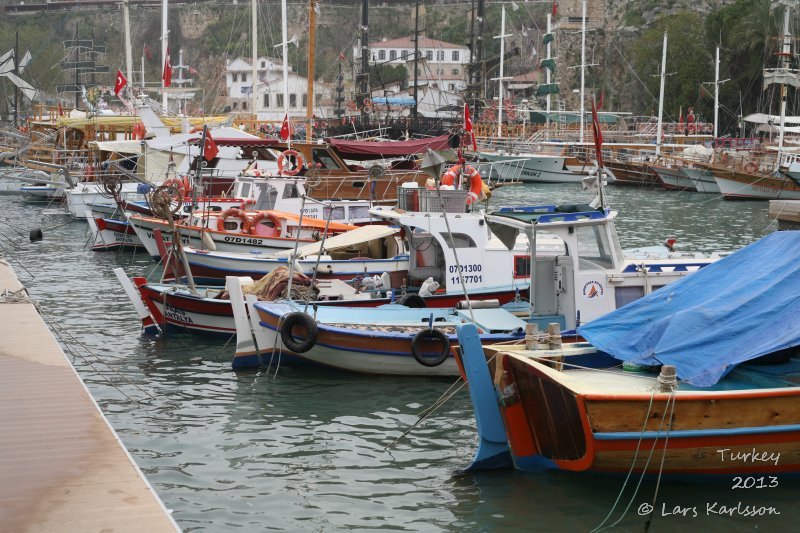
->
xmin=360 ymin=35 xmax=470 ymax=93
xmin=225 ymin=56 xmax=336 ymax=121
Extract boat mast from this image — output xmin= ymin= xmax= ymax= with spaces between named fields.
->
xmin=356 ymin=0 xmax=370 ymax=118
xmin=281 ymin=0 xmax=290 ymax=148
xmin=412 ymin=0 xmax=419 ymax=121
xmin=467 ymin=0 xmax=485 ymax=119
xmin=161 ymin=0 xmax=169 ymax=111
xmin=545 ymin=12 xmax=552 ymax=130
xmin=655 ymin=31 xmax=667 ymax=158
xmin=714 ymin=45 xmax=720 ymax=139
xmin=777 ymin=1 xmax=792 ymax=151
xmin=252 ymin=0 xmax=258 ymax=116
xmin=306 ymin=0 xmax=317 ymax=142
xmin=579 ymin=0 xmax=586 ymax=144
xmin=123 ymin=0 xmax=133 ymax=98
xmin=14 ymin=31 xmax=19 ymax=126
xmin=493 ymin=5 xmax=511 ymax=138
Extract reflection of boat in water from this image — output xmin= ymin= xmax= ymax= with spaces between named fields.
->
xmin=457 ymin=230 xmax=800 ymax=475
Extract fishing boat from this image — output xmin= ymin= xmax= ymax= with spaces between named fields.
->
xmin=456 ymin=230 xmax=800 ymax=475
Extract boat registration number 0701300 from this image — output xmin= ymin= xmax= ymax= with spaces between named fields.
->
xmin=449 ymin=264 xmax=483 ymax=285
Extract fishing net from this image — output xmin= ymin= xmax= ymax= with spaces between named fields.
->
xmin=218 ymin=266 xmax=319 ymax=302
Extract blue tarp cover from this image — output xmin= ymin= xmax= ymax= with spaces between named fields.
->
xmin=577 ymin=231 xmax=800 ymax=387
xmin=371 ymin=97 xmax=416 ymax=106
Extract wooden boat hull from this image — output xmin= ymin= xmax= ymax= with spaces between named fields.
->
xmin=605 ymin=160 xmax=659 ymax=187
xmin=463 ymin=340 xmax=800 ymax=475
xmin=136 ymin=282 xmax=528 ymax=337
xmin=651 ymin=165 xmax=697 ymax=191
xmin=232 ymin=304 xmax=524 ymax=375
xmin=714 ymin=172 xmax=800 ymax=201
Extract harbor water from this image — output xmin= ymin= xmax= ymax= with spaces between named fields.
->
xmin=1 ymin=184 xmax=796 ymax=532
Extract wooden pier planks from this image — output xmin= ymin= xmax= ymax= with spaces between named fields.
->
xmin=0 ymin=259 xmax=179 ymax=532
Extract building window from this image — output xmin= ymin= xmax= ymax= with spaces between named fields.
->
xmin=242 ymin=73 xmax=247 ymax=82
xmin=242 ymin=101 xmax=248 ymax=110
xmin=401 ymin=51 xmax=408 ymax=60
xmin=232 ymin=102 xmax=238 ymax=110
xmin=232 ymin=73 xmax=238 ymax=82
xmin=263 ymin=93 xmax=269 ymax=108
xmin=302 ymin=93 xmax=308 ymax=108
xmin=452 ymin=50 xmax=460 ymax=61
xmin=390 ymin=50 xmax=397 ymax=60
xmin=449 ymin=83 xmax=455 ymax=91
xmin=261 ymin=61 xmax=266 ymax=68
xmin=277 ymin=94 xmax=284 ymax=107
xmin=436 ymin=50 xmax=444 ymax=61
xmin=315 ymin=94 xmax=322 ymax=106
xmin=378 ymin=49 xmax=386 ymax=60
xmin=426 ymin=50 xmax=433 ymax=61
xmin=452 ymin=68 xmax=459 ymax=75
xmin=290 ymin=93 xmax=297 ymax=107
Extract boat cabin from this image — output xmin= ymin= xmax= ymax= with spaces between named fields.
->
xmin=487 ymin=204 xmax=718 ymax=330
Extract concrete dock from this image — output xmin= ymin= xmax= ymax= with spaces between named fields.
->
xmin=0 ymin=258 xmax=179 ymax=532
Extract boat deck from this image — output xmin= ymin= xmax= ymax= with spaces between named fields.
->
xmin=0 ymin=259 xmax=179 ymax=532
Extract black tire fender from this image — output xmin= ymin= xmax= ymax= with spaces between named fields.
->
xmin=279 ymin=312 xmax=318 ymax=353
xmin=398 ymin=293 xmax=427 ymax=308
xmin=410 ymin=328 xmax=450 ymax=367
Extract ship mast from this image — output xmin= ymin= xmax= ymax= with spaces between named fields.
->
xmin=306 ymin=0 xmax=317 ymax=142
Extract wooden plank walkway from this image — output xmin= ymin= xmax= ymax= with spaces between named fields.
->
xmin=0 ymin=258 xmax=180 ymax=532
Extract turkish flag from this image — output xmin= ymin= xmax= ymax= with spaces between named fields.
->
xmin=162 ymin=48 xmax=172 ymax=87
xmin=552 ymin=2 xmax=558 ymax=17
xmin=591 ymin=96 xmax=604 ymax=169
xmin=114 ymin=69 xmax=128 ymax=96
xmin=280 ymin=113 xmax=293 ymax=141
xmin=57 ymin=102 xmax=63 ymax=117
xmin=203 ymin=130 xmax=219 ymax=161
xmin=464 ymin=103 xmax=477 ymax=151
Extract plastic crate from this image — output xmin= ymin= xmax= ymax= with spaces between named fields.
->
xmin=418 ymin=189 xmax=468 ymax=213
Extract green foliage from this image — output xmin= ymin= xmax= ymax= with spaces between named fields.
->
xmin=630 ymin=10 xmax=711 ymax=119
xmin=371 ymin=64 xmax=407 ymax=89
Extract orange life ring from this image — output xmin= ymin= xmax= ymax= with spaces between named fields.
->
xmin=441 ymin=164 xmax=462 ymax=186
xmin=466 ymin=167 xmax=484 ymax=204
xmin=217 ymin=207 xmax=251 ymax=233
xmin=277 ymin=149 xmax=304 ymax=176
xmin=363 ymin=98 xmax=372 ymax=106
xmin=163 ymin=177 xmax=186 ymax=199
xmin=248 ymin=212 xmax=282 ymax=236
xmin=240 ymin=198 xmax=257 ymax=211
xmin=744 ymin=161 xmax=758 ymax=174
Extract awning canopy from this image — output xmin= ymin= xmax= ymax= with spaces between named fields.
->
xmin=743 ymin=112 xmax=800 ymax=125
xmin=578 ymin=231 xmax=800 ymax=387
xmin=277 ymin=225 xmax=398 ymax=259
xmin=371 ymin=96 xmax=416 ymax=106
xmin=328 ymin=134 xmax=453 ymax=161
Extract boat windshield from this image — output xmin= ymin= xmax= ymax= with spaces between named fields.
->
xmin=576 ymin=225 xmax=614 ymax=270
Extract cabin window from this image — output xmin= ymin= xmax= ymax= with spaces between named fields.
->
xmin=390 ymin=50 xmax=397 ymax=60
xmin=239 ymin=182 xmax=251 ymax=198
xmin=440 ymin=232 xmax=476 ymax=248
xmin=312 ymin=150 xmax=338 ymax=169
xmin=283 ymin=183 xmax=300 ymax=198
xmin=576 ymin=225 xmax=614 ymax=269
xmin=615 ymin=286 xmax=644 ymax=309
xmin=452 ymin=50 xmax=460 ymax=61
xmin=323 ymin=206 xmax=345 ymax=221
xmin=513 ymin=255 xmax=531 ymax=278
xmin=349 ymin=206 xmax=371 ymax=220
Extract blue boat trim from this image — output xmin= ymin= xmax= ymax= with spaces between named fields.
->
xmin=593 ymin=423 xmax=800 ymax=441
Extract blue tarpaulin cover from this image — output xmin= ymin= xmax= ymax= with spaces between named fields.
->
xmin=577 ymin=231 xmax=800 ymax=387
xmin=371 ymin=97 xmax=416 ymax=106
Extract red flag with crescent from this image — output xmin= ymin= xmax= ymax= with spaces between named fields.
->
xmin=591 ymin=96 xmax=604 ymax=169
xmin=280 ymin=113 xmax=293 ymax=141
xmin=114 ymin=69 xmax=128 ymax=96
xmin=464 ymin=103 xmax=477 ymax=151
xmin=162 ymin=48 xmax=172 ymax=87
xmin=203 ymin=130 xmax=219 ymax=161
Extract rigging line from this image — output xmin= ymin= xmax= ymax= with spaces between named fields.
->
xmin=0 ymin=241 xmax=36 ymax=278
xmin=608 ymin=38 xmax=658 ymax=108
xmin=384 ymin=377 xmax=467 ymax=451
xmin=644 ymin=390 xmax=677 ymax=532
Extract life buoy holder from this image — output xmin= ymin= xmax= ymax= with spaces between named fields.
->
xmin=216 ymin=207 xmax=251 ymax=233
xmin=744 ymin=161 xmax=758 ymax=174
xmin=410 ymin=328 xmax=450 ymax=367
xmin=277 ymin=149 xmax=304 ymax=176
xmin=279 ymin=312 xmax=318 ymax=353
xmin=163 ymin=177 xmax=186 ymax=199
xmin=248 ymin=211 xmax=282 ymax=236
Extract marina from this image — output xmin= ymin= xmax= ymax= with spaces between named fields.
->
xmin=4 ymin=0 xmax=800 ymax=529
xmin=2 ymin=183 xmax=799 ymax=530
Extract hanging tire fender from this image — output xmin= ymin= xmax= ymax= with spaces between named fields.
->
xmin=410 ymin=328 xmax=450 ymax=367
xmin=279 ymin=312 xmax=319 ymax=353
xmin=397 ymin=293 xmax=427 ymax=308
